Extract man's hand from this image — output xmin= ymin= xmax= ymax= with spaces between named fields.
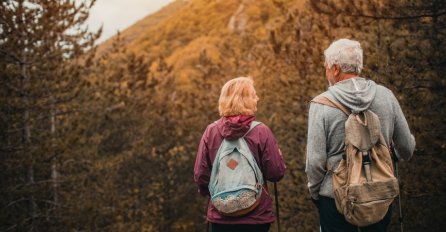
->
xmin=311 ymin=197 xmax=320 ymax=208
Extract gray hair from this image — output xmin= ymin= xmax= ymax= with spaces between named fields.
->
xmin=324 ymin=39 xmax=363 ymax=74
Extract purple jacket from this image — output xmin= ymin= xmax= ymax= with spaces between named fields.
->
xmin=194 ymin=115 xmax=286 ymax=224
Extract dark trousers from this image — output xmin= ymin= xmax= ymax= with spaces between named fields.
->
xmin=211 ymin=223 xmax=271 ymax=232
xmin=318 ymin=196 xmax=392 ymax=232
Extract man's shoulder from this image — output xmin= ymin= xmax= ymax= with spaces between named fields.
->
xmin=310 ymin=91 xmax=340 ymax=110
xmin=375 ymin=83 xmax=394 ymax=95
xmin=309 ymin=91 xmax=340 ymax=117
xmin=311 ymin=91 xmax=333 ymax=102
xmin=374 ymin=83 xmax=398 ymax=104
xmin=376 ymin=83 xmax=395 ymax=96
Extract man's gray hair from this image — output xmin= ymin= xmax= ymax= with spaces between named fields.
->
xmin=324 ymin=39 xmax=363 ymax=74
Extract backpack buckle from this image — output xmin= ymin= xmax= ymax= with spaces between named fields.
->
xmin=255 ymin=182 xmax=261 ymax=190
xmin=362 ymin=151 xmax=373 ymax=182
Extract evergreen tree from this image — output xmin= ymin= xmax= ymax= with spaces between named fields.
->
xmin=0 ymin=0 xmax=99 ymax=230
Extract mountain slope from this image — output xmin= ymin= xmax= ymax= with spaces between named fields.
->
xmin=96 ymin=0 xmax=189 ymax=55
xmin=97 ymin=0 xmax=305 ymax=75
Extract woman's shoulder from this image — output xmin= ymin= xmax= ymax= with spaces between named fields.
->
xmin=251 ymin=121 xmax=274 ymax=136
xmin=201 ymin=119 xmax=222 ymax=138
xmin=254 ymin=121 xmax=269 ymax=129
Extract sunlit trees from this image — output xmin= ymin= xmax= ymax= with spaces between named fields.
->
xmin=1 ymin=0 xmax=444 ymax=231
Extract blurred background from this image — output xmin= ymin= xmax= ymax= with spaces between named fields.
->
xmin=1 ymin=0 xmax=445 ymax=231
xmin=85 ymin=0 xmax=175 ymax=44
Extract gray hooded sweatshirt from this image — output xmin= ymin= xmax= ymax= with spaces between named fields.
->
xmin=306 ymin=77 xmax=415 ymax=200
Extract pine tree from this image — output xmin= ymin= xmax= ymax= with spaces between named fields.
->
xmin=0 ymin=0 xmax=99 ymax=230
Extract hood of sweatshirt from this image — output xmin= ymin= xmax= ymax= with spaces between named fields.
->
xmin=328 ymin=77 xmax=377 ymax=114
xmin=217 ymin=115 xmax=255 ymax=140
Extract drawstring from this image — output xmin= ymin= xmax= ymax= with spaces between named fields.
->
xmin=355 ymin=113 xmax=367 ymax=126
xmin=352 ymin=78 xmax=360 ymax=91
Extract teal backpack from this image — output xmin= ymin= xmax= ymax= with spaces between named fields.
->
xmin=209 ymin=121 xmax=264 ymax=217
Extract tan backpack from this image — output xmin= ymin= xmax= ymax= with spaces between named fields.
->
xmin=312 ymin=95 xmax=399 ymax=227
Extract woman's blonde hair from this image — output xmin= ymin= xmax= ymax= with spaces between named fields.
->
xmin=218 ymin=77 xmax=257 ymax=117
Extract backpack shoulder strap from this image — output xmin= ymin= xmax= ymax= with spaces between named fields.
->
xmin=218 ymin=121 xmax=262 ymax=153
xmin=311 ymin=95 xmax=351 ymax=116
xmin=243 ymin=121 xmax=262 ymax=137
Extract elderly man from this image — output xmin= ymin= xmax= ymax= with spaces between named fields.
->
xmin=305 ymin=39 xmax=415 ymax=232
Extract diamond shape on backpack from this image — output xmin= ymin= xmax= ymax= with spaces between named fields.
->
xmin=226 ymin=159 xmax=238 ymax=170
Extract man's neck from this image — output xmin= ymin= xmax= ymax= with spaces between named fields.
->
xmin=336 ymin=73 xmax=359 ymax=83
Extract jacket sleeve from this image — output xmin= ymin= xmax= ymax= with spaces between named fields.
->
xmin=391 ymin=93 xmax=416 ymax=161
xmin=193 ymin=127 xmax=211 ymax=196
xmin=260 ymin=125 xmax=286 ymax=182
xmin=305 ymin=103 xmax=327 ymax=200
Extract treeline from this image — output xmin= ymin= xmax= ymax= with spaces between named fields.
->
xmin=0 ymin=0 xmax=444 ymax=231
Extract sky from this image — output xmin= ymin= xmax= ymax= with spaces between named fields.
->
xmin=85 ymin=0 xmax=175 ymax=43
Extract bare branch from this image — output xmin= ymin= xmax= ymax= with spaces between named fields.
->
xmin=0 ymin=50 xmax=24 ymax=64
xmin=2 ymin=197 xmax=27 ymax=210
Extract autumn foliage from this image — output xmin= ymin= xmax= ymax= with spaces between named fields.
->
xmin=1 ymin=0 xmax=445 ymax=231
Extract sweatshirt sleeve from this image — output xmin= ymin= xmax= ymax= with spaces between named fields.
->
xmin=391 ymin=93 xmax=416 ymax=161
xmin=305 ymin=103 xmax=328 ymax=200
xmin=193 ymin=127 xmax=211 ymax=196
xmin=260 ymin=125 xmax=286 ymax=182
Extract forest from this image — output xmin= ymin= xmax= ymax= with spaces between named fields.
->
xmin=1 ymin=0 xmax=445 ymax=231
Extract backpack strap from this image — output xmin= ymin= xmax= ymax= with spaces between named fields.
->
xmin=311 ymin=95 xmax=351 ymax=116
xmin=243 ymin=121 xmax=262 ymax=137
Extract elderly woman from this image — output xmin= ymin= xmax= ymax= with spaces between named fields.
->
xmin=194 ymin=77 xmax=286 ymax=232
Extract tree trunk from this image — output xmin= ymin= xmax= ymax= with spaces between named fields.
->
xmin=21 ymin=60 xmax=35 ymax=231
xmin=50 ymin=99 xmax=59 ymax=220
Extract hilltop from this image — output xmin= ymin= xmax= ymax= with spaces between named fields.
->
xmin=96 ymin=0 xmax=190 ymax=55
xmin=95 ymin=0 xmax=305 ymax=83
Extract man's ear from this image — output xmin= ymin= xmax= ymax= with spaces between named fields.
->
xmin=333 ymin=65 xmax=340 ymax=77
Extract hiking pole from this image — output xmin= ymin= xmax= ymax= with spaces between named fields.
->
xmin=274 ymin=182 xmax=281 ymax=232
xmin=206 ymin=197 xmax=210 ymax=232
xmin=392 ymin=147 xmax=404 ymax=232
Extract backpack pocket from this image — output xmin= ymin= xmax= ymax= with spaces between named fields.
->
xmin=345 ymin=198 xmax=393 ymax=227
xmin=211 ymin=188 xmax=260 ymax=216
xmin=332 ymin=159 xmax=348 ymax=214
xmin=343 ymin=179 xmax=399 ymax=226
xmin=333 ymin=159 xmax=348 ymax=187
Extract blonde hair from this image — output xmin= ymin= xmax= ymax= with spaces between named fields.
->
xmin=218 ymin=77 xmax=257 ymax=117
